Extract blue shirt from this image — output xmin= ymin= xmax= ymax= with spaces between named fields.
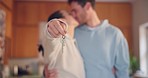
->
xmin=74 ymin=20 xmax=129 ymax=78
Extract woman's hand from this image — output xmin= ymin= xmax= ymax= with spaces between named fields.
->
xmin=47 ymin=19 xmax=67 ymax=38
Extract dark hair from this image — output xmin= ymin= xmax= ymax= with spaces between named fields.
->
xmin=47 ymin=10 xmax=64 ymax=22
xmin=68 ymin=0 xmax=95 ymax=8
xmin=38 ymin=44 xmax=44 ymax=56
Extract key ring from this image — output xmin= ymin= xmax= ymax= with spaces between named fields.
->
xmin=62 ymin=35 xmax=66 ymax=39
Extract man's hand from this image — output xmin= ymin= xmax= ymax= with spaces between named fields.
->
xmin=44 ymin=64 xmax=57 ymax=78
xmin=47 ymin=19 xmax=67 ymax=38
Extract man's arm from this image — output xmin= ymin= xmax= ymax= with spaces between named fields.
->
xmin=44 ymin=64 xmax=57 ymax=78
xmin=114 ymin=31 xmax=130 ymax=78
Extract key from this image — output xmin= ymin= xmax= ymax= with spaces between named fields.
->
xmin=62 ymin=36 xmax=66 ymax=53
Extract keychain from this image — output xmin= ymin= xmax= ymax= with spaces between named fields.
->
xmin=55 ymin=19 xmax=68 ymax=54
xmin=48 ymin=18 xmax=68 ymax=53
xmin=62 ymin=36 xmax=66 ymax=53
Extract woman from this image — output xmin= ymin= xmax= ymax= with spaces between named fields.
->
xmin=43 ymin=10 xmax=85 ymax=78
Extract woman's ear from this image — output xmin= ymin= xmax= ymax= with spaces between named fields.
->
xmin=84 ymin=2 xmax=91 ymax=10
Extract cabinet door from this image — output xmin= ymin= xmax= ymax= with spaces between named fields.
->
xmin=1 ymin=0 xmax=13 ymax=10
xmin=109 ymin=3 xmax=132 ymax=28
xmin=14 ymin=2 xmax=40 ymax=25
xmin=13 ymin=26 xmax=38 ymax=58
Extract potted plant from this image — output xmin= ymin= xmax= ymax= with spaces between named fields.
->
xmin=129 ymin=55 xmax=140 ymax=76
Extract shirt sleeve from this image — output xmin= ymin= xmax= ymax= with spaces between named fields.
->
xmin=42 ymin=22 xmax=60 ymax=63
xmin=114 ymin=31 xmax=130 ymax=78
xmin=43 ymin=22 xmax=61 ymax=47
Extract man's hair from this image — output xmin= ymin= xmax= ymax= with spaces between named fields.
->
xmin=68 ymin=0 xmax=95 ymax=8
xmin=47 ymin=10 xmax=64 ymax=22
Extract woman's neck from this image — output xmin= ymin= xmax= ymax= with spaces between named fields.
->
xmin=68 ymin=26 xmax=75 ymax=38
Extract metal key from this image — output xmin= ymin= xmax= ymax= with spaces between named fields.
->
xmin=53 ymin=19 xmax=68 ymax=54
xmin=62 ymin=36 xmax=66 ymax=53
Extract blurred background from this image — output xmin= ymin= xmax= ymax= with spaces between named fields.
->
xmin=0 ymin=0 xmax=148 ymax=78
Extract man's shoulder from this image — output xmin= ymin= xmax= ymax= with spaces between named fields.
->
xmin=106 ymin=24 xmax=121 ymax=33
xmin=105 ymin=23 xmax=124 ymax=38
xmin=100 ymin=19 xmax=122 ymax=34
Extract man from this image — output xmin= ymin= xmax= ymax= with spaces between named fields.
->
xmin=46 ymin=0 xmax=130 ymax=78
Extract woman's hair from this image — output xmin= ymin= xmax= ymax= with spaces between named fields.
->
xmin=38 ymin=44 xmax=44 ymax=56
xmin=47 ymin=10 xmax=64 ymax=22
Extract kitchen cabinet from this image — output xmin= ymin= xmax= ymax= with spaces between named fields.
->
xmin=12 ymin=26 xmax=38 ymax=58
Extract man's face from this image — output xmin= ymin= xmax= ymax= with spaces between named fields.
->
xmin=70 ymin=2 xmax=87 ymax=24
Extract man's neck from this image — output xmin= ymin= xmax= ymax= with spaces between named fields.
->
xmin=86 ymin=10 xmax=100 ymax=28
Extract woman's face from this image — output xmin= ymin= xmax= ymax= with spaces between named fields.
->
xmin=60 ymin=10 xmax=78 ymax=38
xmin=60 ymin=10 xmax=78 ymax=27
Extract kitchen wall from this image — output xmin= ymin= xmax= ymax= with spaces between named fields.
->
xmin=132 ymin=0 xmax=148 ymax=57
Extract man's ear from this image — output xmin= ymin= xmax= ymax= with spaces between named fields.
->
xmin=84 ymin=2 xmax=91 ymax=10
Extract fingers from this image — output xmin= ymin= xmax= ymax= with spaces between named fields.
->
xmin=45 ymin=69 xmax=57 ymax=78
xmin=59 ymin=22 xmax=67 ymax=34
xmin=47 ymin=19 xmax=67 ymax=38
xmin=48 ymin=22 xmax=60 ymax=38
xmin=54 ymin=20 xmax=66 ymax=36
xmin=44 ymin=64 xmax=57 ymax=78
xmin=49 ymin=69 xmax=57 ymax=78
